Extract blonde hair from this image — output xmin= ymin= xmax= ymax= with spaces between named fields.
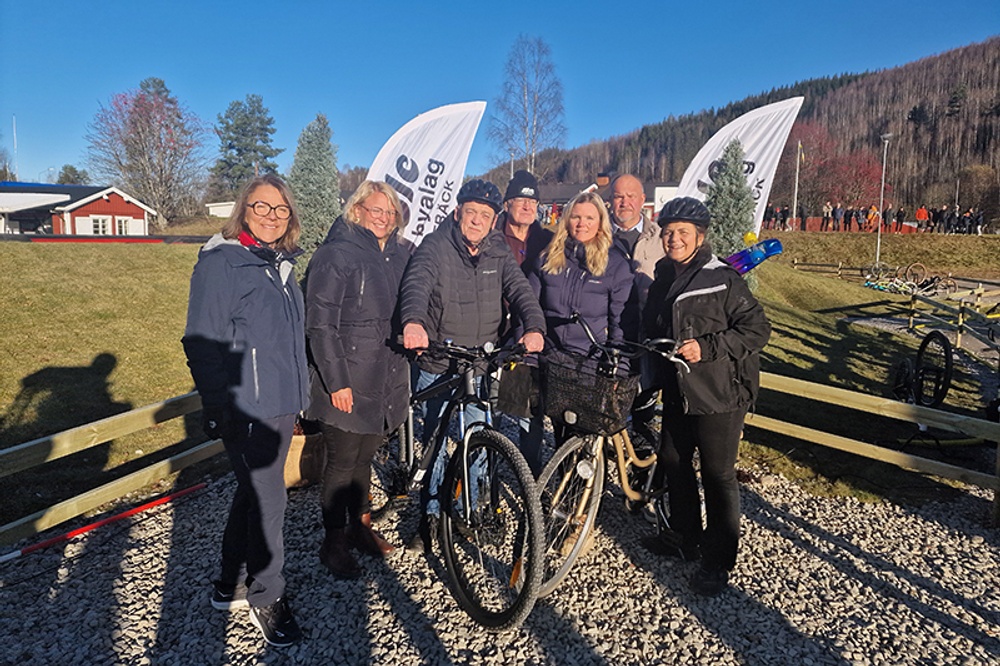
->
xmin=343 ymin=180 xmax=405 ymax=233
xmin=542 ymin=191 xmax=613 ymax=277
xmin=221 ymin=174 xmax=301 ymax=253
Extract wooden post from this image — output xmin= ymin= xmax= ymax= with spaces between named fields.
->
xmin=837 ymin=261 xmax=843 ymax=279
xmin=956 ymin=304 xmax=964 ymax=350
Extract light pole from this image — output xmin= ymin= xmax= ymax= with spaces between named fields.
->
xmin=875 ymin=133 xmax=893 ymax=266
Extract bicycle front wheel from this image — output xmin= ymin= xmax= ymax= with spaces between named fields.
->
xmin=439 ymin=429 xmax=543 ymax=632
xmin=536 ymin=434 xmax=606 ymax=598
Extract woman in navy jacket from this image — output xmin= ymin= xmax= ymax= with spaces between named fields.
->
xmin=522 ymin=191 xmax=634 ymax=470
xmin=182 ymin=174 xmax=308 ymax=647
xmin=304 ymin=181 xmax=410 ymax=579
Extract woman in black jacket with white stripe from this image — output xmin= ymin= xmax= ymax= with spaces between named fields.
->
xmin=642 ymin=197 xmax=770 ymax=597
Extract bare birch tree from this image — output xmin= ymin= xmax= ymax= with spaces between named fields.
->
xmin=86 ymin=78 xmax=207 ymax=226
xmin=489 ymin=35 xmax=566 ymax=175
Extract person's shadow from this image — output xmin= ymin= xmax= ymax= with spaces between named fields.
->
xmin=0 ymin=352 xmax=131 ymax=527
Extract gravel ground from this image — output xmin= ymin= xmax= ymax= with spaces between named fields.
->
xmin=1 ymin=461 xmax=997 ymax=665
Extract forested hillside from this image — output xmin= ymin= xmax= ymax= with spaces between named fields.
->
xmin=481 ymin=37 xmax=1000 ymax=219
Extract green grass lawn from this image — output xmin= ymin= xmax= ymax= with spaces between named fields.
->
xmin=1 ymin=233 xmax=996 ymax=528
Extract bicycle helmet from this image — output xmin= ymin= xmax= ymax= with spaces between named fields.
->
xmin=657 ymin=196 xmax=711 ymax=229
xmin=457 ymin=179 xmax=503 ymax=213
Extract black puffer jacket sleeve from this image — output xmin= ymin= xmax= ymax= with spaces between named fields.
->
xmin=399 ymin=232 xmax=437 ymax=330
xmin=304 ymin=246 xmax=351 ymax=393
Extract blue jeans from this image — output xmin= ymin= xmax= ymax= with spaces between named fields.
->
xmin=416 ymin=368 xmax=487 ymax=516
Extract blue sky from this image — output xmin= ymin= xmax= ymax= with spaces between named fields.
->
xmin=1 ymin=0 xmax=997 ymax=185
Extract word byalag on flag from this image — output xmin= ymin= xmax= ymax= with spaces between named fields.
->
xmin=675 ymin=97 xmax=803 ymax=234
xmin=367 ymin=101 xmax=486 ymax=246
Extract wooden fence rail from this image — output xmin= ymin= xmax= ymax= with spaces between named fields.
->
xmin=3 ymin=374 xmax=999 ymax=545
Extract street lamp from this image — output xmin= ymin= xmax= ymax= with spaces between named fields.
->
xmin=875 ymin=133 xmax=892 ymax=266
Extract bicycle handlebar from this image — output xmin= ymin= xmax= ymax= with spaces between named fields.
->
xmin=409 ymin=339 xmax=529 ymax=369
xmin=569 ymin=312 xmax=690 ymax=373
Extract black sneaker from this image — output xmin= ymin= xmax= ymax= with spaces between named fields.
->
xmin=690 ymin=567 xmax=730 ymax=596
xmin=249 ymin=596 xmax=302 ymax=647
xmin=211 ymin=580 xmax=249 ymax=610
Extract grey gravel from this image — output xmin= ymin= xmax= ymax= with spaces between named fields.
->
xmin=1 ymin=453 xmax=997 ymax=666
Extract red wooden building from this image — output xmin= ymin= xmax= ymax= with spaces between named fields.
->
xmin=0 ymin=182 xmax=157 ymax=236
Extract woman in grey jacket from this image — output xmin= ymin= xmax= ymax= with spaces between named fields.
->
xmin=182 ymin=174 xmax=308 ymax=647
xmin=304 ymin=181 xmax=409 ymax=579
xmin=642 ymin=197 xmax=770 ymax=597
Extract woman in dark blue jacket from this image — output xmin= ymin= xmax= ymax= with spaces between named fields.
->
xmin=304 ymin=181 xmax=410 ymax=579
xmin=522 ymin=191 xmax=633 ymax=470
xmin=182 ymin=174 xmax=308 ymax=647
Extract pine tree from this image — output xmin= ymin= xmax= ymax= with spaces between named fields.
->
xmin=287 ymin=113 xmax=340 ymax=276
xmin=705 ymin=139 xmax=755 ymax=259
xmin=210 ymin=94 xmax=282 ymax=199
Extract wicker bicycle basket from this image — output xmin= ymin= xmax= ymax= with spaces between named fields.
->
xmin=542 ymin=352 xmax=639 ymax=436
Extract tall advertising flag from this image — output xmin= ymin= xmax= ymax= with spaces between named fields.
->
xmin=675 ymin=97 xmax=803 ymax=234
xmin=367 ymin=101 xmax=486 ymax=246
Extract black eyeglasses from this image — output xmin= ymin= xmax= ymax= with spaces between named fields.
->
xmin=248 ymin=201 xmax=292 ymax=220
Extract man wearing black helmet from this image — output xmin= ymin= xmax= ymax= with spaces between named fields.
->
xmin=642 ymin=197 xmax=770 ymax=596
xmin=399 ymin=178 xmax=545 ymax=551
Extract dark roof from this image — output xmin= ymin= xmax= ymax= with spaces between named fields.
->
xmin=537 ymin=180 xmax=678 ymax=206
xmin=0 ymin=182 xmax=106 ymax=206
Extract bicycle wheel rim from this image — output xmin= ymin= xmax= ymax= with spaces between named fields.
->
xmin=914 ymin=331 xmax=953 ymax=407
xmin=536 ymin=435 xmax=605 ymax=598
xmin=439 ymin=429 xmax=543 ymax=631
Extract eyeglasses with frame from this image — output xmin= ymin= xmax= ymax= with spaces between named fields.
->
xmin=248 ymin=201 xmax=292 ymax=220
xmin=358 ymin=204 xmax=397 ymax=219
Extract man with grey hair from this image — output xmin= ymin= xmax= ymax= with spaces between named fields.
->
xmin=609 ymin=174 xmax=664 ymax=449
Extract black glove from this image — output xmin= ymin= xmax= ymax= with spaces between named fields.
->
xmin=202 ymin=406 xmax=229 ymax=440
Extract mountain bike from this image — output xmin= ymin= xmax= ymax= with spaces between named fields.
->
xmin=368 ymin=340 xmax=543 ymax=631
xmin=536 ymin=316 xmax=689 ymax=597
xmin=890 ymin=330 xmax=954 ymax=408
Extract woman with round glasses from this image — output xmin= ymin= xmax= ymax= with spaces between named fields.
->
xmin=304 ymin=181 xmax=410 ymax=578
xmin=182 ymin=174 xmax=308 ymax=647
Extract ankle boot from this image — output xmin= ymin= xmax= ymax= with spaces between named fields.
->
xmin=320 ymin=528 xmax=362 ymax=579
xmin=348 ymin=513 xmax=395 ymax=558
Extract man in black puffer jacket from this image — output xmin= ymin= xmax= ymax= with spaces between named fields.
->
xmin=400 ymin=179 xmax=545 ymax=551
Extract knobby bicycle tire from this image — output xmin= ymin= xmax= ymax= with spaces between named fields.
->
xmin=439 ymin=428 xmax=544 ymax=632
xmin=914 ymin=331 xmax=953 ymax=407
xmin=369 ymin=422 xmax=411 ymax=521
xmin=536 ymin=434 xmax=606 ymax=598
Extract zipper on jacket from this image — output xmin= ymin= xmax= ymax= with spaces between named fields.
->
xmin=252 ymin=347 xmax=260 ymax=401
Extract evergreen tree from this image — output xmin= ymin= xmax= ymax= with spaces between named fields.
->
xmin=210 ymin=94 xmax=282 ymax=198
xmin=287 ymin=113 xmax=340 ymax=276
xmin=705 ymin=139 xmax=755 ymax=259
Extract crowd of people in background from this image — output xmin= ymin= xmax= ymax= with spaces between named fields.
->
xmin=761 ymin=201 xmax=988 ymax=234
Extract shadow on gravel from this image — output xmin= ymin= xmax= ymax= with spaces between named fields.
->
xmin=743 ymin=487 xmax=1000 ymax=652
xmin=598 ymin=494 xmax=852 ymax=665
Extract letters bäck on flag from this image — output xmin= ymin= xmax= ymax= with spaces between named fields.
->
xmin=368 ymin=101 xmax=486 ymax=246
xmin=675 ymin=97 xmax=803 ymax=234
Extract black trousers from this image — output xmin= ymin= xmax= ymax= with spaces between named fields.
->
xmin=319 ymin=423 xmax=383 ymax=529
xmin=220 ymin=413 xmax=295 ymax=607
xmin=657 ymin=404 xmax=745 ymax=572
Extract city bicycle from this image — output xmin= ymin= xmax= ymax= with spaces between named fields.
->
xmin=536 ymin=316 xmax=689 ymax=597
xmin=368 ymin=340 xmax=544 ymax=631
